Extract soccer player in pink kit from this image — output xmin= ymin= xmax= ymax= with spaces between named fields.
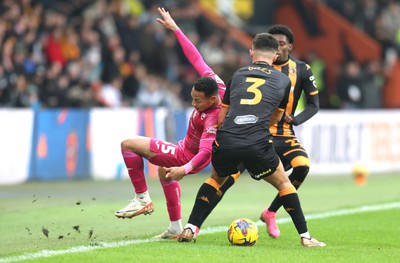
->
xmin=115 ymin=7 xmax=226 ymax=239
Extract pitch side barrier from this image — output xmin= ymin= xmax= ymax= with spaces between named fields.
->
xmin=0 ymin=109 xmax=399 ymax=184
xmin=295 ymin=109 xmax=400 ymax=175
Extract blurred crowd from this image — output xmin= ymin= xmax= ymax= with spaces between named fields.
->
xmin=0 ymin=0 xmax=247 ymax=109
xmin=0 ymin=0 xmax=398 ymax=109
xmin=323 ymin=0 xmax=400 ymax=109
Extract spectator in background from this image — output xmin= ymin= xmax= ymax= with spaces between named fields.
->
xmin=9 ymin=74 xmax=38 ymax=108
xmin=98 ymin=77 xmax=124 ymax=107
xmin=43 ymin=26 xmax=68 ymax=67
xmin=135 ymin=74 xmax=168 ymax=108
xmin=138 ymin=21 xmax=168 ymax=76
xmin=40 ymin=62 xmax=64 ymax=108
xmin=100 ymin=34 xmax=123 ymax=83
xmin=0 ymin=65 xmax=11 ymax=106
xmin=380 ymin=0 xmax=400 ymax=47
xmin=62 ymin=27 xmax=81 ymax=62
xmin=373 ymin=13 xmax=393 ymax=60
xmin=80 ymin=28 xmax=102 ymax=83
xmin=337 ymin=60 xmax=364 ymax=109
xmin=116 ymin=14 xmax=141 ymax=55
xmin=359 ymin=0 xmax=380 ymax=36
xmin=361 ymin=59 xmax=384 ymax=108
xmin=216 ymin=39 xmax=240 ymax=84
xmin=199 ymin=31 xmax=225 ymax=66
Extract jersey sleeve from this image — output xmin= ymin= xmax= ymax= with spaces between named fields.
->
xmin=188 ymin=114 xmax=218 ymax=169
xmin=174 ymin=29 xmax=213 ymax=77
xmin=278 ymin=81 xmax=291 ymax=110
xmin=221 ymin=79 xmax=231 ymax=107
xmin=294 ymin=64 xmax=319 ymax=125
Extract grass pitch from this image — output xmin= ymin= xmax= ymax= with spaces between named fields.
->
xmin=0 ymin=172 xmax=399 ymax=262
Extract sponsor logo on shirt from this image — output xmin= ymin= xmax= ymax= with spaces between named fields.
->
xmin=234 ymin=115 xmax=258 ymax=125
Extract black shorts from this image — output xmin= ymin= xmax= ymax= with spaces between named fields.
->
xmin=273 ymin=136 xmax=309 ymax=171
xmin=212 ymin=141 xmax=279 ymax=181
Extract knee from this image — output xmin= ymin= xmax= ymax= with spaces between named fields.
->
xmin=277 ymin=176 xmax=293 ymax=190
xmin=290 ymin=156 xmax=310 ymax=168
xmin=121 ymin=137 xmax=140 ymax=151
xmin=121 ymin=139 xmax=131 ymax=150
xmin=210 ymin=173 xmax=226 ymax=186
xmin=289 ymin=165 xmax=309 ymax=189
xmin=158 ymin=166 xmax=167 ymax=180
xmin=292 ymin=165 xmax=309 ymax=176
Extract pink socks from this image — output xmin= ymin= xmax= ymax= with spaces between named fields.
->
xmin=122 ymin=150 xmax=147 ymax=193
xmin=160 ymin=179 xmax=181 ymax=221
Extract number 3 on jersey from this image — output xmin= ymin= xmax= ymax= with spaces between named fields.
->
xmin=240 ymin=77 xmax=265 ymax=105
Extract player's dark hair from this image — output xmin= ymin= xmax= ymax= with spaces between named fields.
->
xmin=193 ymin=76 xmax=218 ymax=97
xmin=267 ymin=25 xmax=295 ymax=44
xmin=252 ymin=33 xmax=279 ymax=52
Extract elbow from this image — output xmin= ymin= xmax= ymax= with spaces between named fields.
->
xmin=308 ymin=103 xmax=319 ymax=115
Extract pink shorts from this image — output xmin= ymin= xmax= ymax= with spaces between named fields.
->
xmin=149 ymin=138 xmax=209 ymax=174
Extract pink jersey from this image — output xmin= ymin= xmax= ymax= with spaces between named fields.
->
xmin=175 ymin=29 xmax=226 ymax=172
xmin=150 ymin=94 xmax=223 ymax=173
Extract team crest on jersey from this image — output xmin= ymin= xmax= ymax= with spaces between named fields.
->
xmin=289 ymin=66 xmax=296 ymax=75
xmin=206 ymin=125 xmax=217 ymax=134
xmin=201 ymin=112 xmax=207 ymax=120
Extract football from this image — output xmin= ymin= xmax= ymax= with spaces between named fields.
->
xmin=227 ymin=218 xmax=259 ymax=246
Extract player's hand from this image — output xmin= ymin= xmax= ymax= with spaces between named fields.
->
xmin=284 ymin=114 xmax=293 ymax=123
xmin=164 ymin=166 xmax=186 ymax=181
xmin=284 ymin=114 xmax=298 ymax=125
xmin=156 ymin=7 xmax=179 ymax=32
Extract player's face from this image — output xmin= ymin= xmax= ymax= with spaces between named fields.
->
xmin=191 ymin=88 xmax=216 ymax=112
xmin=272 ymin=34 xmax=292 ymax=63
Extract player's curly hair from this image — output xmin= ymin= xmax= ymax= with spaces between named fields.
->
xmin=193 ymin=76 xmax=218 ymax=97
xmin=267 ymin=25 xmax=295 ymax=44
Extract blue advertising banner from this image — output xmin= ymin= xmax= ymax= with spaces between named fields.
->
xmin=29 ymin=109 xmax=90 ymax=180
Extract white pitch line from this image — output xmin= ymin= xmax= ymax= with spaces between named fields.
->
xmin=1 ymin=202 xmax=399 ymax=263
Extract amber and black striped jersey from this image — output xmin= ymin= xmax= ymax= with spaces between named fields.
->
xmin=217 ymin=62 xmax=291 ymax=148
xmin=270 ymin=56 xmax=319 ymax=137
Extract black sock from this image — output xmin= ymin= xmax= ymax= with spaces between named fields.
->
xmin=203 ymin=175 xmax=236 ymax=220
xmin=187 ymin=180 xmax=219 ymax=228
xmin=268 ymin=165 xmax=309 ymax=212
xmin=280 ymin=187 xmax=307 ymax=234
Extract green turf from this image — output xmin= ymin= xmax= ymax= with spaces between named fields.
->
xmin=0 ymin=172 xmax=399 ymax=262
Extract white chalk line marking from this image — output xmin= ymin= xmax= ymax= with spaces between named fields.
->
xmin=1 ymin=202 xmax=399 ymax=263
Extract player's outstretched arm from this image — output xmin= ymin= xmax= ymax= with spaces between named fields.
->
xmin=156 ymin=6 xmax=212 ymax=77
